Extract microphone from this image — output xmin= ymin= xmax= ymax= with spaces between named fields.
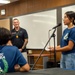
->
xmin=49 ymin=23 xmax=61 ymax=31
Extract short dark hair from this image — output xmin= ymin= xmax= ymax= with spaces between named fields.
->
xmin=0 ymin=27 xmax=11 ymax=45
xmin=65 ymin=11 xmax=75 ymax=25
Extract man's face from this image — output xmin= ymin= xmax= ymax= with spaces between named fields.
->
xmin=13 ymin=19 xmax=20 ymax=28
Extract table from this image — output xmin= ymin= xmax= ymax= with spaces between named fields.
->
xmin=4 ymin=68 xmax=75 ymax=75
xmin=28 ymin=54 xmax=54 ymax=69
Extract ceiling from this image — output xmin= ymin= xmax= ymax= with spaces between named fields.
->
xmin=0 ymin=0 xmax=19 ymax=6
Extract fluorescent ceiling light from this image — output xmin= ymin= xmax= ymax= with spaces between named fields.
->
xmin=0 ymin=0 xmax=10 ymax=4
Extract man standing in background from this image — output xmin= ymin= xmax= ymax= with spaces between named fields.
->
xmin=11 ymin=18 xmax=28 ymax=61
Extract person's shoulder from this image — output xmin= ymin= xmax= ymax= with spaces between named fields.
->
xmin=63 ymin=28 xmax=68 ymax=33
xmin=11 ymin=28 xmax=15 ymax=32
xmin=4 ymin=46 xmax=21 ymax=56
xmin=71 ymin=27 xmax=75 ymax=31
xmin=5 ymin=46 xmax=19 ymax=51
xmin=20 ymin=27 xmax=26 ymax=30
xmin=69 ymin=27 xmax=75 ymax=34
xmin=72 ymin=27 xmax=75 ymax=30
xmin=64 ymin=28 xmax=68 ymax=30
xmin=20 ymin=27 xmax=27 ymax=32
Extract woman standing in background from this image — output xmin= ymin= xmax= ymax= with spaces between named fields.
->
xmin=49 ymin=11 xmax=75 ymax=69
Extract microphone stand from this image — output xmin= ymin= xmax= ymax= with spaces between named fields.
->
xmin=53 ymin=29 xmax=57 ymax=67
xmin=31 ymin=29 xmax=57 ymax=70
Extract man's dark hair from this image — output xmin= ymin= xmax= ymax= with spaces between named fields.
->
xmin=0 ymin=27 xmax=11 ymax=45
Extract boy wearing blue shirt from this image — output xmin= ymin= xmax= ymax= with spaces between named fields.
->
xmin=0 ymin=27 xmax=30 ymax=73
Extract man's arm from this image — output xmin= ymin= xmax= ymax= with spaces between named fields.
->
xmin=19 ymin=63 xmax=30 ymax=72
xmin=22 ymin=39 xmax=28 ymax=50
xmin=19 ymin=39 xmax=28 ymax=52
xmin=14 ymin=63 xmax=30 ymax=72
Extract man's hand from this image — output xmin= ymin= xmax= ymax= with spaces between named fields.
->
xmin=14 ymin=64 xmax=20 ymax=71
xmin=19 ymin=49 xmax=22 ymax=52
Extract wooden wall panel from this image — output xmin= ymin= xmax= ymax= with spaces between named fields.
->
xmin=0 ymin=0 xmax=75 ymax=18
xmin=0 ymin=18 xmax=10 ymax=30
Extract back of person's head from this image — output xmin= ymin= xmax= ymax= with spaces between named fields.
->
xmin=65 ymin=11 xmax=75 ymax=25
xmin=0 ymin=27 xmax=11 ymax=45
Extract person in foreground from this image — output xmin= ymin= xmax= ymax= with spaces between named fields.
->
xmin=48 ymin=11 xmax=75 ymax=69
xmin=0 ymin=27 xmax=30 ymax=73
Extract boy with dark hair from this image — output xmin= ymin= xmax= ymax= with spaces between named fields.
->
xmin=0 ymin=27 xmax=30 ymax=73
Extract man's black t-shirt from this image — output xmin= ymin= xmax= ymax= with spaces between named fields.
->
xmin=11 ymin=27 xmax=28 ymax=52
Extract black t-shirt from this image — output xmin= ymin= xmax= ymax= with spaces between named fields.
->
xmin=11 ymin=27 xmax=28 ymax=52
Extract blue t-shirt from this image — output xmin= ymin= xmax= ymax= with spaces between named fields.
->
xmin=60 ymin=27 xmax=75 ymax=54
xmin=0 ymin=46 xmax=27 ymax=72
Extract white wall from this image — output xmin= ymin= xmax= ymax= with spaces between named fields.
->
xmin=13 ymin=9 xmax=57 ymax=49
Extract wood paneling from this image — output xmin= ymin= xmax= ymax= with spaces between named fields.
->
xmin=0 ymin=18 xmax=10 ymax=30
xmin=0 ymin=0 xmax=75 ymax=18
